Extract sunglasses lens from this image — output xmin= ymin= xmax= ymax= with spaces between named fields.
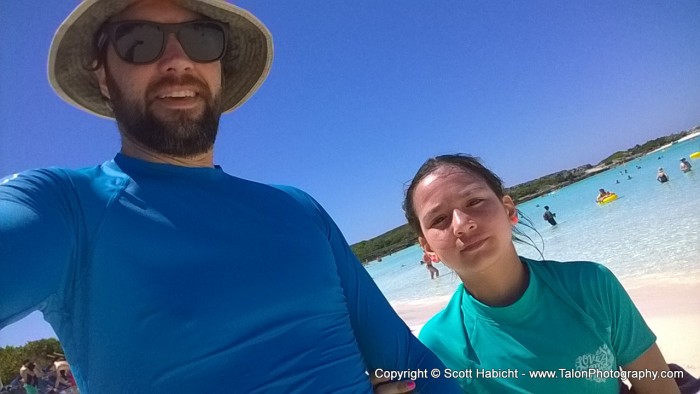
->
xmin=113 ymin=22 xmax=164 ymax=63
xmin=177 ymin=22 xmax=226 ymax=62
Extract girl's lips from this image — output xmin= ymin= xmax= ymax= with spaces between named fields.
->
xmin=461 ymin=237 xmax=488 ymax=253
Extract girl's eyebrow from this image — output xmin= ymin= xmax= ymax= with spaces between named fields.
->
xmin=421 ymin=185 xmax=489 ymax=220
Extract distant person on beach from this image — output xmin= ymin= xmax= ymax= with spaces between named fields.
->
xmin=657 ymin=167 xmax=670 ymax=183
xmin=543 ymin=206 xmax=557 ymax=226
xmin=394 ymin=154 xmax=679 ymax=393
xmin=628 ymin=175 xmax=633 ymax=180
xmin=680 ymin=158 xmax=692 ymax=173
xmin=53 ymin=358 xmax=77 ymax=394
xmin=421 ymin=252 xmax=440 ymax=279
xmin=19 ymin=360 xmax=41 ymax=394
xmin=0 ymin=1 xmax=458 ymax=393
xmin=596 ymin=188 xmax=614 ymax=203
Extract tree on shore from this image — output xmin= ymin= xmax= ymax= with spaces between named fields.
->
xmin=0 ymin=338 xmax=64 ymax=385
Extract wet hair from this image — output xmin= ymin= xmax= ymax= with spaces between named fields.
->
xmin=544 ymin=206 xmax=550 ymax=210
xmin=403 ymin=153 xmax=543 ymax=257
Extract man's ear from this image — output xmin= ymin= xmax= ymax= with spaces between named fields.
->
xmin=95 ymin=65 xmax=111 ymax=100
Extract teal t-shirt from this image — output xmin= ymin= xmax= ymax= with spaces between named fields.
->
xmin=419 ymin=258 xmax=656 ymax=393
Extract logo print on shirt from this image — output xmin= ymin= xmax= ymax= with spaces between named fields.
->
xmin=574 ymin=344 xmax=614 ymax=383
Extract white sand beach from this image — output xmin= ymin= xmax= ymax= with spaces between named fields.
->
xmin=624 ymin=280 xmax=700 ymax=376
xmin=392 ymin=278 xmax=700 ymax=377
xmin=648 ymin=130 xmax=700 ymax=155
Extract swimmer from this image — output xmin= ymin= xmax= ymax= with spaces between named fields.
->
xmin=680 ymin=158 xmax=692 ymax=173
xmin=542 ymin=206 xmax=557 ymax=226
xmin=596 ymin=188 xmax=614 ymax=203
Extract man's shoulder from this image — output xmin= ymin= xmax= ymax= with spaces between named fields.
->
xmin=3 ymin=160 xmax=120 ymax=183
xmin=269 ymin=184 xmax=322 ymax=211
xmin=1 ymin=161 xmax=130 ymax=203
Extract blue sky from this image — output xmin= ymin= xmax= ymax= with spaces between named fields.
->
xmin=2 ymin=1 xmax=699 ymax=346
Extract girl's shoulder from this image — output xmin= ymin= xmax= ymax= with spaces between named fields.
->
xmin=419 ymin=284 xmax=465 ymax=344
xmin=525 ymin=257 xmax=618 ymax=286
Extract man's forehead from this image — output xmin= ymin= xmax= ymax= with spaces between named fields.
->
xmin=111 ymin=0 xmax=205 ymax=23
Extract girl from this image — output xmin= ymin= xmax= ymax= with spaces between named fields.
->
xmin=401 ymin=154 xmax=678 ymax=393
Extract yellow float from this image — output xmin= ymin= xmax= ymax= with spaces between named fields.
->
xmin=690 ymin=152 xmax=700 ymax=159
xmin=597 ymin=193 xmax=618 ymax=204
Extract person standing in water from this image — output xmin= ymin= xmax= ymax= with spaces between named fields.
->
xmin=680 ymin=158 xmax=692 ymax=173
xmin=421 ymin=251 xmax=440 ymax=279
xmin=543 ymin=205 xmax=557 ymax=226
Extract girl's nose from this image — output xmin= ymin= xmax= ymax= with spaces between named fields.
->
xmin=452 ymin=209 xmax=476 ymax=237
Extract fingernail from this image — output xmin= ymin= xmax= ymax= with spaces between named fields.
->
xmin=406 ymin=381 xmax=416 ymax=389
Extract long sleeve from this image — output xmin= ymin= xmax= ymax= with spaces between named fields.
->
xmin=0 ymin=169 xmax=78 ymax=328
xmin=276 ymin=186 xmax=461 ymax=393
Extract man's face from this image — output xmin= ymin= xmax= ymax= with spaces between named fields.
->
xmin=96 ymin=0 xmax=223 ymax=157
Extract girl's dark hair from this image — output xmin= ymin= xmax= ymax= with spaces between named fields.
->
xmin=403 ymin=154 xmax=543 ymax=257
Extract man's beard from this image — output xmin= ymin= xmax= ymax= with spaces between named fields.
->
xmin=106 ymin=70 xmax=222 ymax=157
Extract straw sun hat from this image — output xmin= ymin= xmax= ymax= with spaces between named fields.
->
xmin=48 ymin=0 xmax=273 ymax=119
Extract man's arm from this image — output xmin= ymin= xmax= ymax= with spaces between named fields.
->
xmin=0 ymin=170 xmax=76 ymax=328
xmin=19 ymin=368 xmax=28 ymax=382
xmin=278 ymin=187 xmax=460 ymax=393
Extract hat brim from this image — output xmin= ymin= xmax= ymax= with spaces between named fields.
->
xmin=48 ymin=0 xmax=273 ymax=119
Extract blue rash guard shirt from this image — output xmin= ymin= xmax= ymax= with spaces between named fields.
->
xmin=0 ymin=154 xmax=459 ymax=393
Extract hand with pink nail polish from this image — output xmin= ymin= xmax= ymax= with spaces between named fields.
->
xmin=370 ymin=371 xmax=416 ymax=394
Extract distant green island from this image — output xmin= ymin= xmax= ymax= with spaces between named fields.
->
xmin=351 ymin=126 xmax=699 ymax=264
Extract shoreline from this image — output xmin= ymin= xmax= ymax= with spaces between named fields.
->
xmin=648 ymin=131 xmax=700 ymax=155
xmin=355 ymin=128 xmax=700 ymax=262
xmin=391 ymin=280 xmax=700 ymax=376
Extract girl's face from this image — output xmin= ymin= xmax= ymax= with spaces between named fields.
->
xmin=413 ymin=166 xmax=516 ymax=276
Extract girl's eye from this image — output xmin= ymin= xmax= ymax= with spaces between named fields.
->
xmin=467 ymin=198 xmax=483 ymax=207
xmin=431 ymin=216 xmax=446 ymax=226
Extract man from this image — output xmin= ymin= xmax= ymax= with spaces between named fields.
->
xmin=657 ymin=167 xmax=669 ymax=183
xmin=542 ymin=205 xmax=557 ymax=226
xmin=0 ymin=1 xmax=458 ymax=393
xmin=19 ymin=360 xmax=41 ymax=394
xmin=53 ymin=357 xmax=77 ymax=394
xmin=680 ymin=158 xmax=692 ymax=172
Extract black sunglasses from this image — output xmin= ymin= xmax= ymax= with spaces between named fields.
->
xmin=98 ymin=20 xmax=228 ymax=64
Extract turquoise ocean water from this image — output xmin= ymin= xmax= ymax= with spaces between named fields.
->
xmin=365 ymin=137 xmax=700 ymax=304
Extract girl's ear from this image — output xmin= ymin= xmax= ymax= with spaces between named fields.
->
xmin=502 ymin=195 xmax=517 ymax=222
xmin=419 ymin=237 xmax=440 ymax=262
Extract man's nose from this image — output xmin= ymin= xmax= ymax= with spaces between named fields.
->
xmin=157 ymin=33 xmax=194 ymax=72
